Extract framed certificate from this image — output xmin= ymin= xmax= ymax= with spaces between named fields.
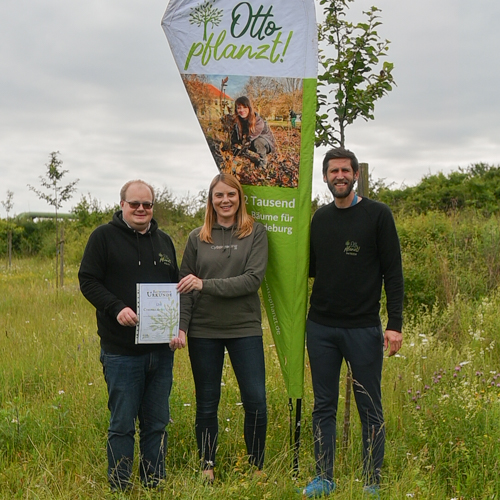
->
xmin=136 ymin=283 xmax=180 ymax=344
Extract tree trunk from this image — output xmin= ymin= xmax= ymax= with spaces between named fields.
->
xmin=7 ymin=230 xmax=12 ymax=269
xmin=59 ymin=225 xmax=64 ymax=288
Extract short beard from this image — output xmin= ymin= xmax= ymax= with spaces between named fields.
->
xmin=326 ymin=178 xmax=355 ymax=199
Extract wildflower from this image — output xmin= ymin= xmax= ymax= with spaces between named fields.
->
xmin=424 ymin=385 xmax=430 ymax=390
xmin=415 ymin=406 xmax=421 ymax=410
xmin=454 ymin=366 xmax=462 ymax=372
xmin=58 ymin=390 xmax=65 ymax=395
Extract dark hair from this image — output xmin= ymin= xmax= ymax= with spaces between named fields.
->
xmin=322 ymin=147 xmax=359 ymax=176
xmin=234 ymin=96 xmax=257 ymax=136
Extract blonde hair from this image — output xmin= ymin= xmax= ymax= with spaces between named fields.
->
xmin=120 ymin=180 xmax=155 ymax=202
xmin=199 ymin=173 xmax=254 ymax=243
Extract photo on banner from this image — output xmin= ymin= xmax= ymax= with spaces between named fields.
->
xmin=181 ymin=73 xmax=303 ymax=188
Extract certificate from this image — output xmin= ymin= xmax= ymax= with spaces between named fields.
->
xmin=136 ymin=283 xmax=179 ymax=344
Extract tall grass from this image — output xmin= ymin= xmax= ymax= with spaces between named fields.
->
xmin=1 ymin=259 xmax=500 ymax=499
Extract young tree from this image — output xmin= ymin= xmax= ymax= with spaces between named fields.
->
xmin=1 ymin=190 xmax=14 ymax=268
xmin=316 ymin=0 xmax=395 ymax=147
xmin=28 ymin=152 xmax=79 ymax=288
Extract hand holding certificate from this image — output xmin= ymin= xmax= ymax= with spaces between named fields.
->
xmin=136 ymin=283 xmax=180 ymax=344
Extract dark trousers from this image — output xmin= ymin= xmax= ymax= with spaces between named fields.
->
xmin=251 ymin=137 xmax=271 ymax=158
xmin=100 ymin=349 xmax=173 ymax=490
xmin=306 ymin=320 xmax=385 ymax=485
xmin=188 ymin=336 xmax=267 ymax=469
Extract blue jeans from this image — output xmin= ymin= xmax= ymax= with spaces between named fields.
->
xmin=100 ymin=349 xmax=174 ymax=489
xmin=306 ymin=320 xmax=385 ymax=485
xmin=188 ymin=336 xmax=267 ymax=469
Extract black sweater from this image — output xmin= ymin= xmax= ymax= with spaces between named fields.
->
xmin=308 ymin=198 xmax=404 ymax=332
xmin=78 ymin=211 xmax=179 ymax=355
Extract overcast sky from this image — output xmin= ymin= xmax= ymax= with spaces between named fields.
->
xmin=1 ymin=0 xmax=499 ymax=216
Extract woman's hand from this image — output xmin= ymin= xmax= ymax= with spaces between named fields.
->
xmin=177 ymin=274 xmax=203 ymax=293
xmin=170 ymin=329 xmax=186 ymax=351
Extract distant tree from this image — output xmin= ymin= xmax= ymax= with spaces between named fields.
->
xmin=182 ymin=74 xmax=212 ymax=116
xmin=1 ymin=190 xmax=14 ymax=268
xmin=376 ymin=163 xmax=500 ymax=216
xmin=316 ymin=0 xmax=395 ymax=147
xmin=189 ymin=0 xmax=223 ymax=41
xmin=28 ymin=152 xmax=79 ymax=288
xmin=72 ymin=194 xmax=116 ymax=228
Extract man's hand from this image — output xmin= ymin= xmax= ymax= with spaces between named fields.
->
xmin=117 ymin=307 xmax=138 ymax=327
xmin=170 ymin=330 xmax=186 ymax=351
xmin=177 ymin=274 xmax=203 ymax=293
xmin=384 ymin=329 xmax=402 ymax=357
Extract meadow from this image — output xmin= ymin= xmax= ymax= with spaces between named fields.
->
xmin=2 ymin=207 xmax=500 ymax=499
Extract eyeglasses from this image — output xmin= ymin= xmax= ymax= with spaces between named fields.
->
xmin=124 ymin=201 xmax=154 ymax=210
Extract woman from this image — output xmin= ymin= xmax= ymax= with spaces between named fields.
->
xmin=171 ymin=173 xmax=268 ymax=481
xmin=231 ymin=96 xmax=276 ymax=168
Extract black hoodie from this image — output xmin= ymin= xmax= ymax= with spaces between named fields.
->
xmin=79 ymin=211 xmax=179 ymax=355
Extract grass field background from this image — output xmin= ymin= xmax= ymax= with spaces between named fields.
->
xmin=1 ymin=258 xmax=500 ymax=499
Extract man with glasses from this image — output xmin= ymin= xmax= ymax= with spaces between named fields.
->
xmin=79 ymin=180 xmax=180 ymax=491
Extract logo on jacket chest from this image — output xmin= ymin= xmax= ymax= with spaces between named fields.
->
xmin=159 ymin=253 xmax=172 ymax=266
xmin=344 ymin=240 xmax=360 ymax=256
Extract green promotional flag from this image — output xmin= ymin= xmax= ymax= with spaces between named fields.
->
xmin=162 ymin=0 xmax=317 ymax=398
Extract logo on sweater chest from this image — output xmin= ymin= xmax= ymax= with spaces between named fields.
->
xmin=344 ymin=240 xmax=360 ymax=256
xmin=211 ymin=244 xmax=238 ymax=251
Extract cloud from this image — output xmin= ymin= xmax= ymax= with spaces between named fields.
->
xmin=1 ymin=0 xmax=500 ymax=215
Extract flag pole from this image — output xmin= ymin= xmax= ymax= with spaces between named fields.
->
xmin=289 ymin=398 xmax=302 ymax=474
